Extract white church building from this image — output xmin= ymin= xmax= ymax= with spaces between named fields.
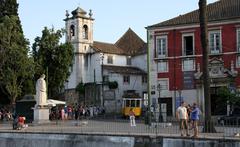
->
xmin=64 ymin=7 xmax=147 ymax=112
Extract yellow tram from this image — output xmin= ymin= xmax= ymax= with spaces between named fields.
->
xmin=122 ymin=98 xmax=142 ymax=117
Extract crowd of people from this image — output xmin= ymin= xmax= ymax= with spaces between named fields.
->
xmin=0 ymin=108 xmax=12 ymax=121
xmin=1 ymin=101 xmax=202 ymax=135
xmin=49 ymin=104 xmax=105 ymax=120
xmin=176 ymin=101 xmax=201 ymax=138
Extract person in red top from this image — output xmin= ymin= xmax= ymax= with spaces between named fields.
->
xmin=129 ymin=108 xmax=136 ymax=127
xmin=18 ymin=116 xmax=25 ymax=129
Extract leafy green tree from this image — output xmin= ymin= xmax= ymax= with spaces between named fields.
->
xmin=218 ymin=87 xmax=240 ymax=112
xmin=0 ymin=0 xmax=34 ymax=104
xmin=76 ymin=82 xmax=85 ymax=95
xmin=76 ymin=82 xmax=85 ymax=104
xmin=108 ymin=81 xmax=118 ymax=89
xmin=32 ymin=27 xmax=74 ymax=98
xmin=0 ymin=0 xmax=18 ymax=17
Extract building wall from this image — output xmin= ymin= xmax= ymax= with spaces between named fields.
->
xmin=64 ymin=8 xmax=147 ymax=109
xmin=148 ymin=22 xmax=240 ymax=115
xmin=84 ymin=53 xmax=102 ymax=84
xmin=132 ymin=54 xmax=147 ymax=72
xmin=105 ymin=72 xmax=147 ymax=112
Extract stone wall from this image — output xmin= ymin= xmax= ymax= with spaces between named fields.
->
xmin=0 ymin=133 xmax=240 ymax=147
xmin=0 ymin=133 xmax=134 ymax=147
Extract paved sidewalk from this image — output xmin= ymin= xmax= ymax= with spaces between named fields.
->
xmin=0 ymin=120 xmax=239 ymax=140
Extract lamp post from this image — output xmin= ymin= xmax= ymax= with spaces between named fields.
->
xmin=146 ymin=30 xmax=152 ymax=125
xmin=157 ymin=84 xmax=163 ymax=122
xmin=100 ymin=53 xmax=104 ymax=107
xmin=178 ymin=89 xmax=182 ymax=103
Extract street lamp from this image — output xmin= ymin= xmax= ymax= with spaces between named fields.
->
xmin=157 ymin=84 xmax=163 ymax=122
xmin=178 ymin=89 xmax=182 ymax=103
xmin=100 ymin=53 xmax=104 ymax=107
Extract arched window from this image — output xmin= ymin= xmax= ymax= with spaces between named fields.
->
xmin=83 ymin=25 xmax=88 ymax=39
xmin=70 ymin=25 xmax=75 ymax=37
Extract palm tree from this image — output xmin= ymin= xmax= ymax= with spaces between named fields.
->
xmin=198 ymin=0 xmax=216 ymax=132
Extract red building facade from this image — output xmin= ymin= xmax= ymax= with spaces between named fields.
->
xmin=147 ymin=0 xmax=240 ymax=116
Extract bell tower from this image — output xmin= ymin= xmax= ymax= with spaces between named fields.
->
xmin=64 ymin=7 xmax=94 ymax=89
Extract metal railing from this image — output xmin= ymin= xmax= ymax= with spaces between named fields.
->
xmin=1 ymin=112 xmax=240 ymax=139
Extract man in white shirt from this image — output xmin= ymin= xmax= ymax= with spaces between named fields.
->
xmin=176 ymin=101 xmax=190 ymax=137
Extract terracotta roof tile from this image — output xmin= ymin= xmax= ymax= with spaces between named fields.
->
xmin=92 ymin=41 xmax=126 ymax=55
xmin=148 ymin=0 xmax=240 ymax=28
xmin=115 ymin=28 xmax=147 ymax=56
xmin=103 ymin=65 xmax=146 ymax=75
xmin=92 ymin=29 xmax=147 ymax=56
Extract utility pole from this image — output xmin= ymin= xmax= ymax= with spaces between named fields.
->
xmin=157 ymin=84 xmax=163 ymax=122
xmin=94 ymin=69 xmax=96 ymax=105
xmin=100 ymin=53 xmax=105 ymax=107
xmin=46 ymin=66 xmax=49 ymax=98
xmin=147 ymin=30 xmax=152 ymax=125
xmin=178 ymin=90 xmax=182 ymax=103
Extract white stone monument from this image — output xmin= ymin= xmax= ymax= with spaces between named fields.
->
xmin=33 ymin=74 xmax=50 ymax=124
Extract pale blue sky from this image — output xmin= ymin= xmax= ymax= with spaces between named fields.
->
xmin=18 ymin=0 xmax=218 ymax=45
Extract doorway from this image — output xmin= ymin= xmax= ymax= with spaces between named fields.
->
xmin=158 ymin=97 xmax=172 ymax=116
xmin=210 ymin=87 xmax=227 ymax=115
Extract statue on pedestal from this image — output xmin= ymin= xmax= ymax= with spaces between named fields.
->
xmin=35 ymin=74 xmax=47 ymax=107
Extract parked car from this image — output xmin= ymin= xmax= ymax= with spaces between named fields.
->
xmin=218 ymin=108 xmax=240 ymax=126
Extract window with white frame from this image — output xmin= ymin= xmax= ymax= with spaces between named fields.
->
xmin=103 ymin=75 xmax=109 ymax=82
xmin=126 ymin=56 xmax=131 ymax=65
xmin=182 ymin=34 xmax=194 ymax=56
xmin=156 ymin=36 xmax=167 ymax=58
xmin=158 ymin=79 xmax=168 ymax=90
xmin=182 ymin=58 xmax=195 ymax=71
xmin=107 ymin=55 xmax=113 ymax=64
xmin=157 ymin=60 xmax=168 ymax=72
xmin=123 ymin=75 xmax=130 ymax=84
xmin=209 ymin=30 xmax=221 ymax=54
xmin=237 ymin=29 xmax=240 ymax=52
xmin=237 ymin=56 xmax=240 ymax=68
xmin=142 ymin=75 xmax=147 ymax=84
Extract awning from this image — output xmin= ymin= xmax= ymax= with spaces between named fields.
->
xmin=47 ymin=99 xmax=66 ymax=107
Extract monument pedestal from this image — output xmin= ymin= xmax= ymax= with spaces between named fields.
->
xmin=33 ymin=106 xmax=50 ymax=124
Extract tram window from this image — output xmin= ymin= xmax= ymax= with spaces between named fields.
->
xmin=131 ymin=100 xmax=135 ymax=107
xmin=136 ymin=100 xmax=140 ymax=107
xmin=126 ymin=100 xmax=130 ymax=107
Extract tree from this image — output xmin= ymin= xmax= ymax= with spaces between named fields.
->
xmin=0 ymin=0 xmax=34 ymax=105
xmin=199 ymin=0 xmax=216 ymax=132
xmin=76 ymin=82 xmax=85 ymax=104
xmin=76 ymin=82 xmax=85 ymax=95
xmin=108 ymin=81 xmax=118 ymax=89
xmin=218 ymin=87 xmax=240 ymax=114
xmin=32 ymin=27 xmax=74 ymax=98
xmin=0 ymin=0 xmax=18 ymax=17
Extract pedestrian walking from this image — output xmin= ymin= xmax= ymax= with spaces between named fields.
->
xmin=176 ymin=101 xmax=190 ymax=137
xmin=187 ymin=104 xmax=193 ymax=130
xmin=191 ymin=103 xmax=201 ymax=138
xmin=61 ymin=108 xmax=65 ymax=120
xmin=129 ymin=108 xmax=136 ymax=127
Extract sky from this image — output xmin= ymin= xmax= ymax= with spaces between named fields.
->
xmin=18 ymin=0 xmax=218 ymax=46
